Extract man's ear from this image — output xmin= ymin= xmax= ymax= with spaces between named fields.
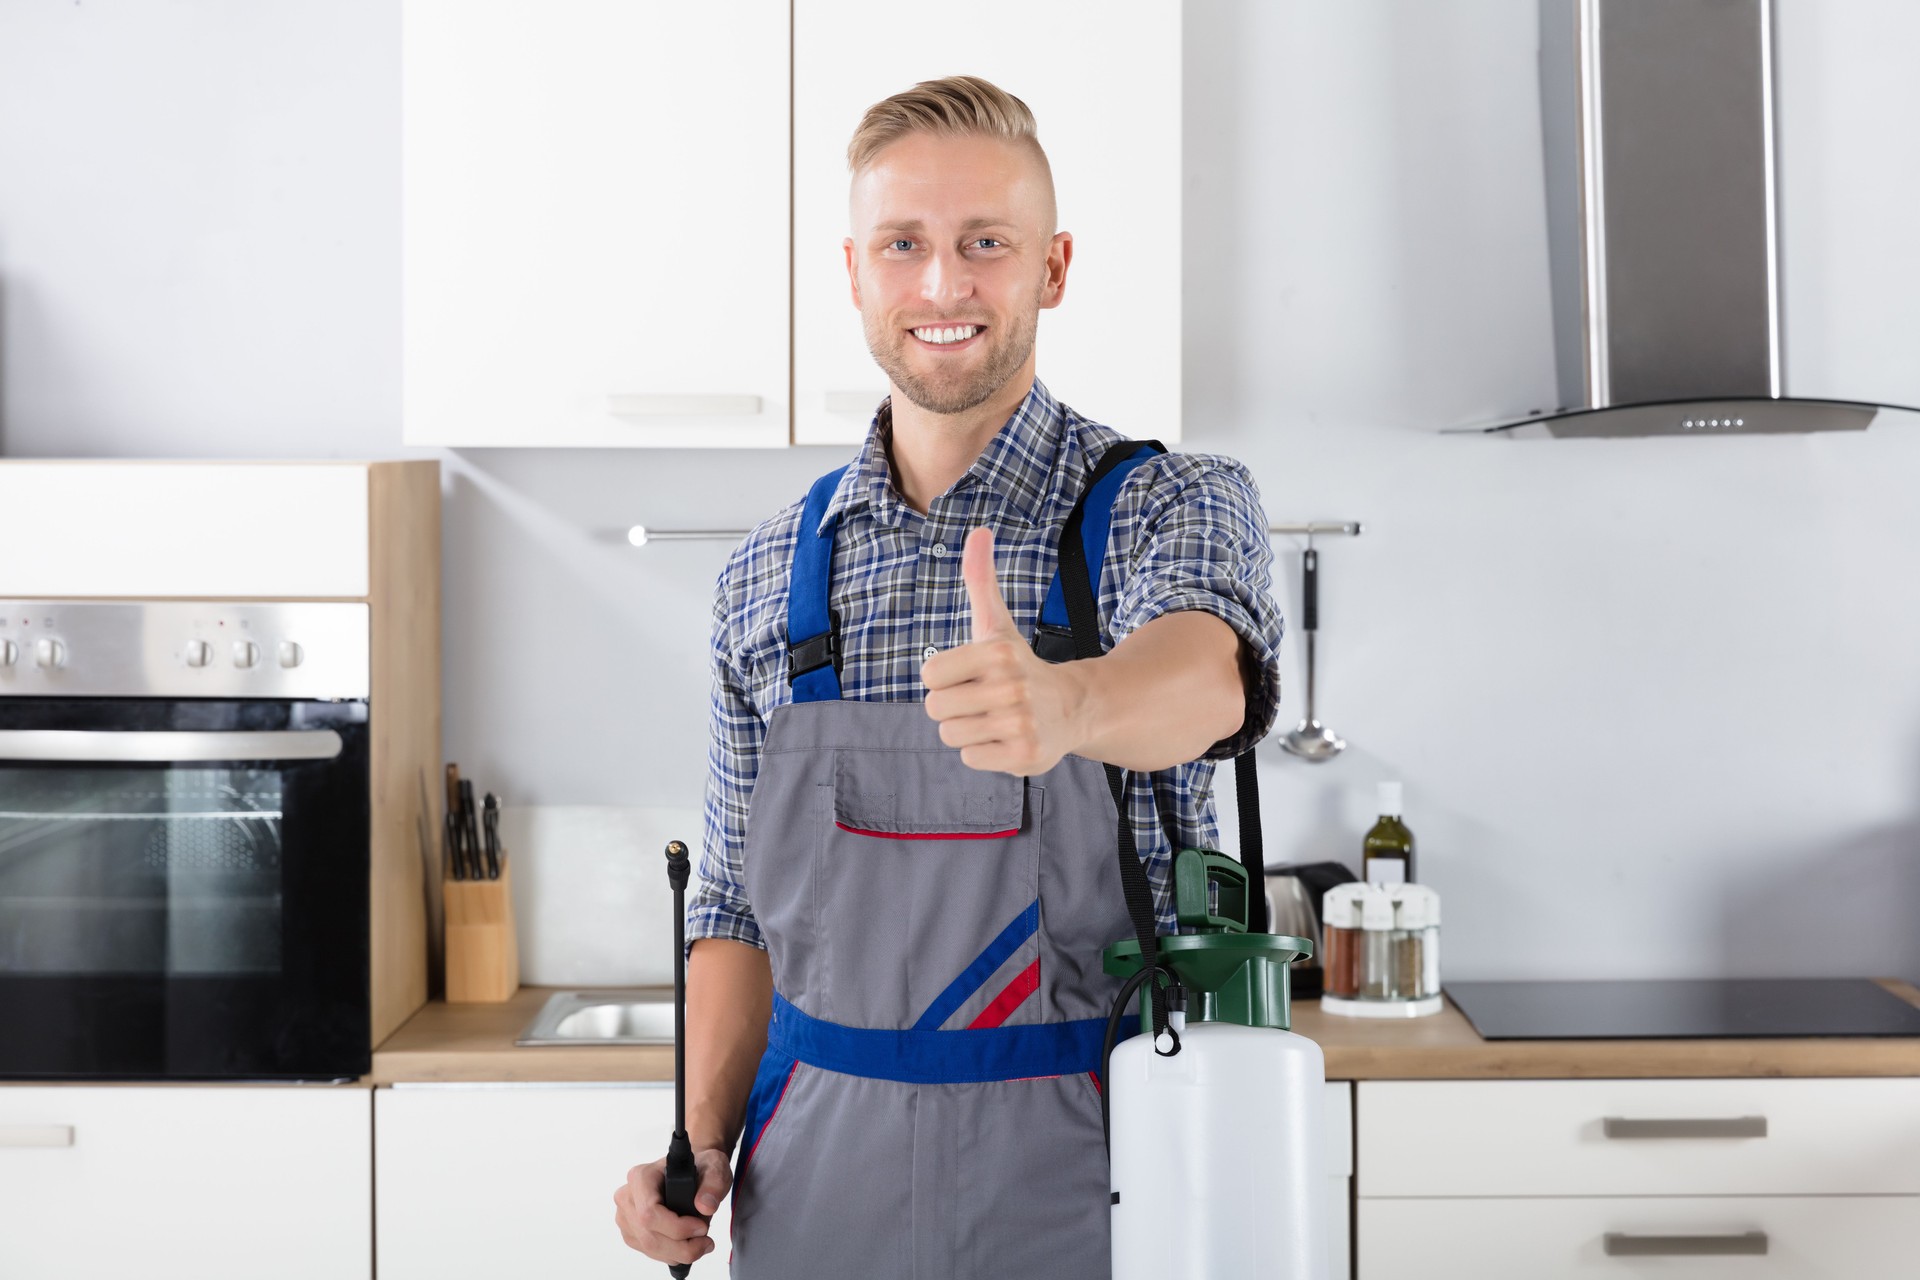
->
xmin=844 ymin=238 xmax=861 ymax=310
xmin=1041 ymin=230 xmax=1074 ymax=310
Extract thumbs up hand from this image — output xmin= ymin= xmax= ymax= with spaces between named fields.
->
xmin=922 ymin=526 xmax=1089 ymax=776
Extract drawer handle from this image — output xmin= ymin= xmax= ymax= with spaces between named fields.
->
xmin=606 ymin=394 xmax=764 ymax=417
xmin=0 ymin=1125 xmax=74 ymax=1148
xmin=1605 ymin=1231 xmax=1768 ymax=1257
xmin=823 ymin=390 xmax=887 ymax=414
xmin=1602 ymin=1115 xmax=1767 ymax=1139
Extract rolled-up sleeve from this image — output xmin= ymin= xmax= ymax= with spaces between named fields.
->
xmin=686 ymin=561 xmax=768 ymax=953
xmin=1105 ymin=452 xmax=1285 ymax=760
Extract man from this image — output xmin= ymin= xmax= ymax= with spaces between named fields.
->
xmin=615 ymin=76 xmax=1282 ymax=1277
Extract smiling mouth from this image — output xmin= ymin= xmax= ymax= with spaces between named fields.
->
xmin=909 ymin=324 xmax=985 ymax=347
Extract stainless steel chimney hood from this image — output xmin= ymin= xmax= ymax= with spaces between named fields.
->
xmin=1459 ymin=0 xmax=1917 ymax=438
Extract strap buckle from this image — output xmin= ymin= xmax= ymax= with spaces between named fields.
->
xmin=1029 ymin=623 xmax=1076 ymax=665
xmin=787 ymin=615 xmax=840 ymax=683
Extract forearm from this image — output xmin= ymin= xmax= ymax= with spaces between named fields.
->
xmin=1066 ymin=611 xmax=1246 ymax=771
xmin=684 ymin=937 xmax=773 ymax=1154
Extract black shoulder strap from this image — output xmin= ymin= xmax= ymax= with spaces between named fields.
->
xmin=1054 ymin=441 xmax=1270 ymax=987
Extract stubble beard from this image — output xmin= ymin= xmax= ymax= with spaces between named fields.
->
xmin=864 ymin=286 xmax=1042 ymax=416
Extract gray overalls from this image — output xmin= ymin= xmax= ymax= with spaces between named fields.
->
xmin=726 ymin=444 xmax=1169 ymax=1279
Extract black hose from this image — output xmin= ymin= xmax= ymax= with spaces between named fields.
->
xmin=1100 ymin=964 xmax=1182 ymax=1157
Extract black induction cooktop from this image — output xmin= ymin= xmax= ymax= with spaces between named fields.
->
xmin=1444 ymin=979 xmax=1920 ymax=1040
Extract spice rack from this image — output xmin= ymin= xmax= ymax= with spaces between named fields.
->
xmin=1320 ymin=882 xmax=1442 ymax=1018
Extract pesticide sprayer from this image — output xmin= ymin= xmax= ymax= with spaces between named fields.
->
xmin=1101 ymin=848 xmax=1327 ymax=1280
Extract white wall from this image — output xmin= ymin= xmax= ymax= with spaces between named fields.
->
xmin=1 ymin=1 xmax=1915 ymax=983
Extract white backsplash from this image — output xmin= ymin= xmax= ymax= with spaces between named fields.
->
xmin=502 ymin=805 xmax=705 ymax=987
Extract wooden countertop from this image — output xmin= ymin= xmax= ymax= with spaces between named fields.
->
xmin=368 ymin=981 xmax=1920 ymax=1086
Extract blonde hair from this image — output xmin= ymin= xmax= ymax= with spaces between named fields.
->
xmin=847 ymin=76 xmax=1055 ymax=225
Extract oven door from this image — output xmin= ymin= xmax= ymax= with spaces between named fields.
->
xmin=0 ymin=699 xmax=370 ymax=1079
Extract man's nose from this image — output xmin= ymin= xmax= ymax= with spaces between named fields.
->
xmin=919 ymin=245 xmax=973 ymax=309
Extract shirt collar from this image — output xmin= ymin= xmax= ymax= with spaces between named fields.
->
xmin=818 ymin=378 xmax=1069 ymax=533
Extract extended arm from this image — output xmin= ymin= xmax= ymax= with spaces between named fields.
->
xmin=922 ymin=527 xmax=1247 ymax=774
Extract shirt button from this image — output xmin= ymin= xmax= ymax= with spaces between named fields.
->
xmin=930 ymin=542 xmax=949 ymax=558
xmin=922 ymin=645 xmax=938 ymax=663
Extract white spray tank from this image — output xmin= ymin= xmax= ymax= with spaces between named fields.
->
xmin=1103 ymin=850 xmax=1327 ymax=1280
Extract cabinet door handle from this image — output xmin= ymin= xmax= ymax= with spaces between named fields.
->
xmin=1604 ymin=1231 xmax=1768 ymax=1257
xmin=822 ymin=390 xmax=886 ymax=414
xmin=0 ymin=729 xmax=342 ymax=763
xmin=606 ymin=394 xmax=763 ymax=417
xmin=0 ymin=1125 xmax=74 ymax=1148
xmin=1602 ymin=1115 xmax=1767 ymax=1139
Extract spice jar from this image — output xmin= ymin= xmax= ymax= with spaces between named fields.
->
xmin=1319 ymin=881 xmax=1442 ymax=1018
xmin=1319 ymin=885 xmax=1362 ymax=999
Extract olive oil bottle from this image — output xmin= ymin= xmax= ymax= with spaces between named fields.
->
xmin=1362 ymin=782 xmax=1415 ymax=886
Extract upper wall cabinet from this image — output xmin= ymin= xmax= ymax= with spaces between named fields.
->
xmin=792 ymin=1 xmax=1183 ymax=446
xmin=402 ymin=1 xmax=790 ymax=447
xmin=403 ymin=1 xmax=1179 ymax=449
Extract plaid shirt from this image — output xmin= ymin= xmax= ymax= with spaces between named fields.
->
xmin=688 ymin=379 xmax=1285 ymax=950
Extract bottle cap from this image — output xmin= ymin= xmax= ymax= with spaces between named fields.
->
xmin=1390 ymin=883 xmax=1441 ymax=929
xmin=1358 ymin=885 xmax=1396 ymax=931
xmin=1323 ymin=881 xmax=1368 ymax=929
xmin=1377 ymin=781 xmax=1404 ymax=816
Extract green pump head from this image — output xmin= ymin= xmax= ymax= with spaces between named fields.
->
xmin=1104 ymin=848 xmax=1313 ymax=1030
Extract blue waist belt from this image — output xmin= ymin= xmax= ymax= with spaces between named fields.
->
xmin=768 ymin=993 xmax=1138 ymax=1085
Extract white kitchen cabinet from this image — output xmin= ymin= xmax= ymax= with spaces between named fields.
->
xmin=792 ymin=0 xmax=1183 ymax=446
xmin=375 ymin=1083 xmax=730 ymax=1278
xmin=375 ymin=1081 xmax=1342 ymax=1278
xmin=1324 ymin=1080 xmax=1354 ymax=1280
xmin=403 ymin=1 xmax=1179 ymax=450
xmin=0 ymin=1086 xmax=372 ymax=1280
xmin=402 ymin=1 xmax=790 ymax=448
xmin=1360 ymin=1196 xmax=1920 ymax=1278
xmin=0 ymin=462 xmax=369 ymax=598
xmin=1355 ymin=1079 xmax=1920 ymax=1280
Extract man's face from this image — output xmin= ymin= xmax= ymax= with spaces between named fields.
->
xmin=846 ymin=133 xmax=1070 ymax=416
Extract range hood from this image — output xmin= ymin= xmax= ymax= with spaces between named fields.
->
xmin=1461 ymin=0 xmax=1917 ymax=438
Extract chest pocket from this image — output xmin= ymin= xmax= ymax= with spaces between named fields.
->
xmin=814 ymin=752 xmax=1044 ymax=1028
xmin=831 ymin=750 xmax=1025 ymax=839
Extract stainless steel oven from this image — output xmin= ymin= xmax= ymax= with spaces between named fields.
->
xmin=0 ymin=600 xmax=373 ymax=1080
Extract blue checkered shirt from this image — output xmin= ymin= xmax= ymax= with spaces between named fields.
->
xmin=688 ymin=379 xmax=1285 ymax=949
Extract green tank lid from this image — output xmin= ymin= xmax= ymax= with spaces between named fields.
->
xmin=1102 ymin=848 xmax=1313 ymax=1031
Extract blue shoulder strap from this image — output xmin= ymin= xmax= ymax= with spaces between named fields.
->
xmin=786 ymin=466 xmax=849 ymax=704
xmin=1036 ymin=441 xmax=1164 ymax=649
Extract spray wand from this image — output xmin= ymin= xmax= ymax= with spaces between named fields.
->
xmin=660 ymin=839 xmax=704 ymax=1277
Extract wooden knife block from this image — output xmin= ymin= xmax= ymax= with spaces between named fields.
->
xmin=443 ymin=857 xmax=519 ymax=1003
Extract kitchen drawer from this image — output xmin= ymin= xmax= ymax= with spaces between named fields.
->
xmin=1358 ymin=1195 xmax=1920 ymax=1278
xmin=0 ymin=1085 xmax=371 ymax=1279
xmin=1358 ymin=1078 xmax=1920 ymax=1197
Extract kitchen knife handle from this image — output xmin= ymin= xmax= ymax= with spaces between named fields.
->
xmin=444 ymin=809 xmax=465 ymax=881
xmin=1603 ymin=1116 xmax=1768 ymax=1140
xmin=1302 ymin=547 xmax=1319 ymax=633
xmin=1604 ymin=1231 xmax=1768 ymax=1257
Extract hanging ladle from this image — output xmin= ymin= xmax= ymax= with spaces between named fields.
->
xmin=1281 ymin=541 xmax=1346 ymax=762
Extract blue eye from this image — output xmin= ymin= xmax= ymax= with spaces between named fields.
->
xmin=974 ymin=238 xmax=1001 ymax=250
xmin=890 ymin=239 xmax=914 ymax=252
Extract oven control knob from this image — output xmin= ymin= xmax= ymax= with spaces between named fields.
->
xmin=278 ymin=640 xmax=304 ymax=669
xmin=0 ymin=638 xmax=15 ymax=667
xmin=232 ymin=640 xmax=260 ymax=669
xmin=184 ymin=639 xmax=212 ymax=668
xmin=35 ymin=637 xmax=66 ymax=669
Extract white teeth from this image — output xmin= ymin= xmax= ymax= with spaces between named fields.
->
xmin=914 ymin=325 xmax=979 ymax=345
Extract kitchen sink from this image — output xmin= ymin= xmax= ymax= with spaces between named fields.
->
xmin=515 ymin=989 xmax=676 ymax=1046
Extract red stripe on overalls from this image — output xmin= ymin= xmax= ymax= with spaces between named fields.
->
xmin=834 ymin=822 xmax=1018 ymax=841
xmin=966 ymin=958 xmax=1041 ymax=1029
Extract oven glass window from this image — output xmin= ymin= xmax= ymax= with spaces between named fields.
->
xmin=0 ymin=766 xmax=285 ymax=976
